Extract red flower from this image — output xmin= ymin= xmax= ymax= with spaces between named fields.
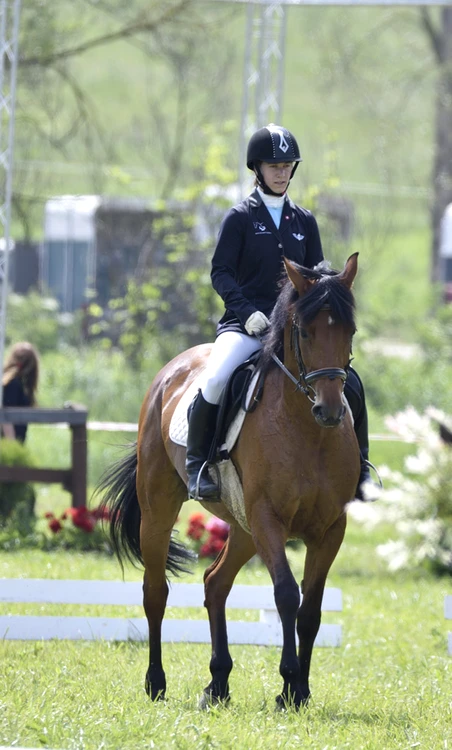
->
xmin=70 ymin=506 xmax=96 ymax=533
xmin=187 ymin=511 xmax=206 ymax=541
xmin=187 ymin=525 xmax=204 ymax=541
xmin=205 ymin=518 xmax=229 ymax=541
xmin=91 ymin=506 xmax=110 ymax=521
xmin=199 ymin=536 xmax=226 ymax=558
xmin=49 ymin=518 xmax=63 ymax=534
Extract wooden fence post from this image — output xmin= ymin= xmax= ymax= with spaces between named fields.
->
xmin=71 ymin=423 xmax=87 ymax=508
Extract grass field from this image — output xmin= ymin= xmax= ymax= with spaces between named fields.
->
xmin=0 ymin=517 xmax=451 ymax=750
xmin=1 ymin=422 xmax=450 ymax=748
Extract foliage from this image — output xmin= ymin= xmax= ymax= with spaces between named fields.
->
xmin=355 ymin=347 xmax=452 ymax=415
xmin=36 ymin=505 xmax=112 ymax=553
xmin=0 ymin=439 xmax=36 ymax=536
xmin=417 ymin=302 xmax=452 ymax=363
xmin=185 ymin=511 xmax=229 ymax=558
xmin=87 ymin=210 xmax=219 ymax=367
xmin=5 ymin=291 xmax=82 ymax=354
xmin=349 ymin=407 xmax=452 ymax=575
xmin=38 ymin=346 xmax=162 ymax=422
xmin=0 ymin=502 xmax=112 ymax=554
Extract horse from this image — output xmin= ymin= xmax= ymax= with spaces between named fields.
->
xmin=100 ymin=253 xmax=361 ymax=710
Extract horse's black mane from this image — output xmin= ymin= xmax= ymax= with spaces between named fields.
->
xmin=258 ymin=260 xmax=356 ymax=373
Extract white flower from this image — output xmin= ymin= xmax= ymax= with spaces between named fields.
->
xmin=377 ymin=540 xmax=410 ymax=571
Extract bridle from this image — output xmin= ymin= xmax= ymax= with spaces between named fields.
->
xmin=290 ymin=317 xmax=348 ymax=403
xmin=260 ymin=310 xmax=349 ymax=404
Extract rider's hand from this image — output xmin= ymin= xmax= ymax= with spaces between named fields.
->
xmin=244 ymin=311 xmax=271 ymax=336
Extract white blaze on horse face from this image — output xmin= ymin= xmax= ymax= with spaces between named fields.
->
xmin=328 ymin=315 xmax=335 ymax=326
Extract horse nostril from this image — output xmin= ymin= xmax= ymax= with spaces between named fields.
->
xmin=312 ymin=403 xmax=346 ymax=427
xmin=312 ymin=404 xmax=323 ymax=421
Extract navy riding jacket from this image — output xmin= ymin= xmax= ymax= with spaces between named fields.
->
xmin=211 ymin=189 xmax=323 ymax=334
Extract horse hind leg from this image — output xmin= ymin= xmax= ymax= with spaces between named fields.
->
xmin=138 ymin=458 xmax=190 ymax=701
xmin=199 ymin=523 xmax=256 ymax=709
xmin=297 ymin=513 xmax=346 ymax=704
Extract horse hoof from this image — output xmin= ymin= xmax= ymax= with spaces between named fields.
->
xmin=198 ymin=691 xmax=230 ymax=711
xmin=275 ymin=691 xmax=309 ymax=711
xmin=145 ymin=677 xmax=166 ymax=702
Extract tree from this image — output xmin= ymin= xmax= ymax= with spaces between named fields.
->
xmin=14 ymin=0 xmax=238 ymax=239
xmin=421 ymin=7 xmax=452 ymax=282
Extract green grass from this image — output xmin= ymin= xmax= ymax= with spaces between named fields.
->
xmin=2 ymin=418 xmax=448 ymax=747
xmin=0 ymin=519 xmax=451 ymax=749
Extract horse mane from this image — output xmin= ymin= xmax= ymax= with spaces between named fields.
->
xmin=259 ymin=260 xmax=356 ymax=373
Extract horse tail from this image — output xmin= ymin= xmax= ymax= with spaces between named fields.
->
xmin=98 ymin=442 xmax=195 ymax=576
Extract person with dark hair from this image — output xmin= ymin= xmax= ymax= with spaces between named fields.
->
xmin=1 ymin=341 xmax=39 ymax=443
xmin=185 ymin=123 xmax=375 ymax=503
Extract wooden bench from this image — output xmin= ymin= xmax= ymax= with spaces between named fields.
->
xmin=0 ymin=406 xmax=87 ymax=507
xmin=0 ymin=579 xmax=343 ymax=647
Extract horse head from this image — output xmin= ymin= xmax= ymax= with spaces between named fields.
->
xmin=283 ymin=253 xmax=358 ymax=428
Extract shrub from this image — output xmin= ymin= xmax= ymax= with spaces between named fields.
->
xmin=0 ymin=439 xmax=36 ymax=535
xmin=186 ymin=511 xmax=229 ymax=558
xmin=349 ymin=407 xmax=452 ymax=575
xmin=36 ymin=505 xmax=112 ymax=553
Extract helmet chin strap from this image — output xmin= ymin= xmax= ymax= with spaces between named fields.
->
xmin=254 ymin=165 xmax=286 ymax=196
xmin=253 ymin=162 xmax=299 ymax=197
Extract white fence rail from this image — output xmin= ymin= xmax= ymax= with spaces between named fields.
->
xmin=0 ymin=579 xmax=342 ymax=647
xmin=446 ymin=596 xmax=452 ymax=656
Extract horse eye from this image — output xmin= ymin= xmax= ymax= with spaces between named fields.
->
xmin=299 ymin=328 xmax=309 ymax=340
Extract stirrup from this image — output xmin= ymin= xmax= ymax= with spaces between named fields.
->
xmin=191 ymin=461 xmax=221 ymax=502
xmin=363 ymin=458 xmax=383 ymax=490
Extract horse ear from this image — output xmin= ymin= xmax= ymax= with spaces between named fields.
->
xmin=284 ymin=258 xmax=315 ymax=296
xmin=338 ymin=252 xmax=359 ymax=289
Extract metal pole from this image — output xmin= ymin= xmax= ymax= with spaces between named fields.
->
xmin=0 ymin=0 xmax=21 ymax=406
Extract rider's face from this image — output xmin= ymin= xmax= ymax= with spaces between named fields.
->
xmin=259 ymin=161 xmax=295 ymax=194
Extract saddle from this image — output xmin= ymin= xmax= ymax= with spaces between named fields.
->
xmin=188 ymin=350 xmax=264 ymax=463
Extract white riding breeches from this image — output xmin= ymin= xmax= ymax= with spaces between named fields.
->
xmin=201 ymin=331 xmax=262 ymax=405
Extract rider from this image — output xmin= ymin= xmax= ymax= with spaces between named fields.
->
xmin=185 ymin=123 xmax=374 ymax=503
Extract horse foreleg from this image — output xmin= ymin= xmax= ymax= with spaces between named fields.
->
xmin=251 ymin=513 xmax=302 ymax=710
xmin=297 ymin=513 xmax=346 ymax=703
xmin=200 ymin=524 xmax=256 ymax=709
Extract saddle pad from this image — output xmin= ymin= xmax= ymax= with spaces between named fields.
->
xmin=169 ymin=370 xmax=261 ymax=535
xmin=169 ymin=370 xmax=260 ymax=452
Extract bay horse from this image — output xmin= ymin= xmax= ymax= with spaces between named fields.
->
xmin=100 ymin=253 xmax=360 ymax=710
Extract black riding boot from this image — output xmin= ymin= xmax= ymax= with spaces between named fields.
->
xmin=344 ymin=368 xmax=380 ymax=501
xmin=185 ymin=390 xmax=220 ymax=502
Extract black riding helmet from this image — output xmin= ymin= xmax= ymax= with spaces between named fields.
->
xmin=246 ymin=123 xmax=302 ymax=195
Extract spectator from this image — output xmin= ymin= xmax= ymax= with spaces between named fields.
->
xmin=1 ymin=342 xmax=39 ymax=442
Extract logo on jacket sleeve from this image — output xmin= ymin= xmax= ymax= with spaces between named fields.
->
xmin=292 ymin=233 xmax=304 ymax=241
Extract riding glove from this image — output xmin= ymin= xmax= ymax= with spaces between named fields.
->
xmin=245 ymin=311 xmax=271 ymax=336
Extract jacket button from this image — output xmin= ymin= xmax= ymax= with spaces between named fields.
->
xmin=278 ymin=243 xmax=283 ymax=249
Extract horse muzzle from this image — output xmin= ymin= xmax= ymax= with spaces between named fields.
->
xmin=311 ymin=401 xmax=346 ymax=428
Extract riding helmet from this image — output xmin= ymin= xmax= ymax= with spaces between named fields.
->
xmin=246 ymin=123 xmax=302 ymax=169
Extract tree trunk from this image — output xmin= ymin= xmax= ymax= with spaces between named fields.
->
xmin=430 ymin=9 xmax=452 ymax=282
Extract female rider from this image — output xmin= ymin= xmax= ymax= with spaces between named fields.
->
xmin=185 ymin=123 xmax=373 ymax=502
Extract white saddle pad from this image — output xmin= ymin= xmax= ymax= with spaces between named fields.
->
xmin=169 ymin=369 xmax=261 ymax=533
